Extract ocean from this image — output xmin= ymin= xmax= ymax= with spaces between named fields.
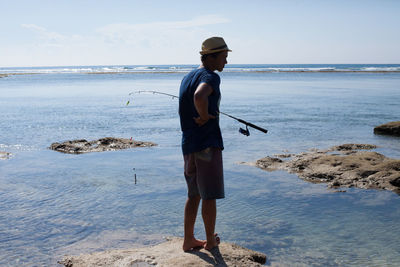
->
xmin=1 ymin=64 xmax=400 ymax=266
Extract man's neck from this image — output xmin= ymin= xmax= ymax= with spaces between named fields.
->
xmin=201 ymin=62 xmax=216 ymax=72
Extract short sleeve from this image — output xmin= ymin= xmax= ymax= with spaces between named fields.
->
xmin=200 ymin=72 xmax=220 ymax=92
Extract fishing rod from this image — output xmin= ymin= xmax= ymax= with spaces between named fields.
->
xmin=127 ymin=90 xmax=268 ymax=136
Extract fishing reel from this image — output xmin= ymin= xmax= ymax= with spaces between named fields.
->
xmin=239 ymin=125 xmax=250 ymax=136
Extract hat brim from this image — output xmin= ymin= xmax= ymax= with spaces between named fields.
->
xmin=200 ymin=48 xmax=232 ymax=55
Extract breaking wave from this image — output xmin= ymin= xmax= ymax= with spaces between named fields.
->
xmin=1 ymin=64 xmax=400 ymax=75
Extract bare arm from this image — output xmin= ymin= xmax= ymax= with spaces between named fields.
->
xmin=193 ymin=83 xmax=216 ymax=126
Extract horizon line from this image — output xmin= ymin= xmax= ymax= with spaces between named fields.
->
xmin=1 ymin=63 xmax=400 ymax=68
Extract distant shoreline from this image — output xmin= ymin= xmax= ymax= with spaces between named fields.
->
xmin=1 ymin=70 xmax=400 ymax=77
xmin=1 ymin=64 xmax=400 ymax=76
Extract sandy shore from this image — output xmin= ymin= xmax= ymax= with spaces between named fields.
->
xmin=255 ymin=144 xmax=400 ymax=194
xmin=0 ymin=73 xmax=43 ymax=77
xmin=58 ymin=236 xmax=267 ymax=267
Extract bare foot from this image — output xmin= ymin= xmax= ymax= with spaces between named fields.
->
xmin=183 ymin=238 xmax=206 ymax=252
xmin=204 ymin=233 xmax=220 ymax=251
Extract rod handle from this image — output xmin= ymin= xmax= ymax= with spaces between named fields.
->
xmin=239 ymin=119 xmax=268 ymax=133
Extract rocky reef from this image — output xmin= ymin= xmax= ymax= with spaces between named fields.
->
xmin=50 ymin=137 xmax=156 ymax=154
xmin=255 ymin=144 xmax=400 ymax=194
xmin=374 ymin=121 xmax=400 ymax=136
xmin=58 ymin=236 xmax=267 ymax=267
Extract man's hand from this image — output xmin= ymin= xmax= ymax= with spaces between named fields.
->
xmin=193 ymin=114 xmax=216 ymax=126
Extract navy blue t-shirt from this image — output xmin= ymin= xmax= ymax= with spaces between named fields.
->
xmin=179 ymin=67 xmax=224 ymax=155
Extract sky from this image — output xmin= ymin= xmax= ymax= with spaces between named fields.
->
xmin=1 ymin=0 xmax=399 ymax=67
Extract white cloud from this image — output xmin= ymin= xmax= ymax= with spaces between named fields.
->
xmin=92 ymin=14 xmax=231 ymax=64
xmin=21 ymin=24 xmax=66 ymax=42
xmin=13 ymin=15 xmax=230 ymax=66
xmin=97 ymin=14 xmax=229 ymax=34
xmin=95 ymin=15 xmax=230 ymax=45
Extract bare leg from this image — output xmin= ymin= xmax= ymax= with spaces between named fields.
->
xmin=202 ymin=199 xmax=219 ymax=250
xmin=183 ymin=195 xmax=206 ymax=251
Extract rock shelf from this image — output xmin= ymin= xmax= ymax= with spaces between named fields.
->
xmin=374 ymin=121 xmax=400 ymax=136
xmin=58 ymin=236 xmax=266 ymax=267
xmin=50 ymin=137 xmax=156 ymax=154
xmin=256 ymin=144 xmax=400 ymax=194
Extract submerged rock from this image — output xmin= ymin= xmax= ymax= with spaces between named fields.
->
xmin=255 ymin=144 xmax=400 ymax=194
xmin=330 ymin=144 xmax=377 ymax=151
xmin=58 ymin=236 xmax=267 ymax=267
xmin=374 ymin=121 xmax=400 ymax=136
xmin=50 ymin=137 xmax=156 ymax=154
xmin=0 ymin=151 xmax=12 ymax=160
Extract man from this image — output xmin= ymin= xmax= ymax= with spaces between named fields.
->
xmin=178 ymin=37 xmax=231 ymax=252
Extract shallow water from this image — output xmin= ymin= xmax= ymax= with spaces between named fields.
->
xmin=1 ymin=68 xmax=400 ymax=266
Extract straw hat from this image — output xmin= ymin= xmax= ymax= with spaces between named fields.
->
xmin=200 ymin=37 xmax=232 ymax=55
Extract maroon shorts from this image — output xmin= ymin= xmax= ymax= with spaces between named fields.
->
xmin=183 ymin=147 xmax=224 ymax=200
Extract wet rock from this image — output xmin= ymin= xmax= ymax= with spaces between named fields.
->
xmin=58 ymin=236 xmax=266 ymax=267
xmin=374 ymin=121 xmax=400 ymax=136
xmin=255 ymin=156 xmax=283 ymax=171
xmin=50 ymin=137 xmax=156 ymax=154
xmin=255 ymin=144 xmax=400 ymax=194
xmin=330 ymin=144 xmax=377 ymax=151
xmin=390 ymin=177 xmax=400 ymax=187
xmin=0 ymin=151 xmax=12 ymax=160
xmin=273 ymin=153 xmax=294 ymax=158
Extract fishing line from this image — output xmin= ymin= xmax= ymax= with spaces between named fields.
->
xmin=127 ymin=90 xmax=268 ymax=136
